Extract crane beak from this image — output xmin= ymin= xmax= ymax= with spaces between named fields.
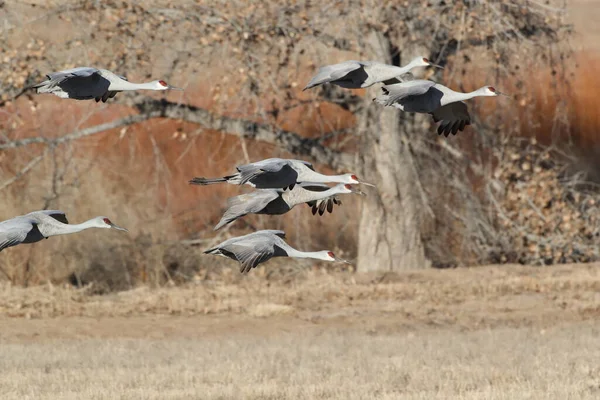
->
xmin=358 ymin=180 xmax=376 ymax=187
xmin=168 ymin=85 xmax=184 ymax=91
xmin=349 ymin=187 xmax=367 ymax=196
xmin=497 ymin=90 xmax=510 ymax=98
xmin=429 ymin=63 xmax=444 ymax=70
xmin=109 ymin=222 xmax=128 ymax=232
xmin=334 ymin=256 xmax=352 ymax=265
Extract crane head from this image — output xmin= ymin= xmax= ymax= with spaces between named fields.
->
xmin=325 ymin=251 xmax=352 ymax=264
xmin=154 ymin=80 xmax=183 ymax=91
xmin=98 ymin=217 xmax=128 ymax=232
xmin=341 ymin=184 xmax=366 ymax=196
xmin=343 ymin=173 xmax=375 ymax=187
xmin=412 ymin=57 xmax=444 ymax=70
xmin=483 ymin=86 xmax=509 ymax=97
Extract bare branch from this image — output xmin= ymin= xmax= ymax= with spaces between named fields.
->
xmin=133 ymin=98 xmax=355 ymax=170
xmin=0 ymin=152 xmax=46 ymax=191
xmin=1 ymin=96 xmax=354 ymax=171
xmin=0 ymin=113 xmax=157 ymax=150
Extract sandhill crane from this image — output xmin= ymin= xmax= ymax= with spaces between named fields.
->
xmin=373 ymin=80 xmax=507 ymax=136
xmin=303 ymin=57 xmax=443 ymax=91
xmin=32 ymin=67 xmax=182 ymax=102
xmin=0 ymin=210 xmax=128 ymax=252
xmin=189 ymin=158 xmax=374 ymax=189
xmin=204 ymin=230 xmax=350 ymax=273
xmin=213 ymin=183 xmax=365 ymax=230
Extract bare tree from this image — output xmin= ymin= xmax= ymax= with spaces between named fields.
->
xmin=0 ymin=0 xmax=571 ymax=283
xmin=343 ymin=1 xmax=568 ymax=271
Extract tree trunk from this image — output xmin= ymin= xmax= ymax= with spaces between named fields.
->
xmin=356 ymin=32 xmax=431 ymax=272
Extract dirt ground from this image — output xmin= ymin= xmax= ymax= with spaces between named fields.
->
xmin=1 ymin=263 xmax=600 ymax=399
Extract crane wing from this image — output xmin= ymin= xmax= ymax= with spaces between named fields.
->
xmin=236 ymin=159 xmax=300 ymax=188
xmin=28 ymin=210 xmax=69 ymax=224
xmin=46 ymin=67 xmax=99 ymax=80
xmin=254 ymin=230 xmax=286 ymax=239
xmin=34 ymin=67 xmax=100 ymax=89
xmin=251 ymin=159 xmax=292 ymax=173
xmin=297 ymin=183 xmax=330 ymax=191
xmin=430 ymin=102 xmax=471 ymax=137
xmin=303 ymin=61 xmax=365 ymax=90
xmin=0 ymin=218 xmax=33 ymax=252
xmin=214 ymin=190 xmax=280 ymax=230
xmin=225 ymin=241 xmax=277 ymax=273
xmin=204 ymin=229 xmax=286 ymax=255
xmin=375 ymin=80 xmax=436 ymax=106
xmin=383 ymin=71 xmax=416 ymax=85
xmin=204 ymin=230 xmax=289 ymax=273
xmin=33 ymin=67 xmax=114 ymax=101
xmin=292 ymin=159 xmax=315 ymax=171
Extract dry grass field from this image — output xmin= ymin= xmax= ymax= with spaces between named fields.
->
xmin=1 ymin=263 xmax=600 ymax=399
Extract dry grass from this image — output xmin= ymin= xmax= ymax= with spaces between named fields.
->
xmin=1 ymin=262 xmax=600 ymax=326
xmin=1 ymin=264 xmax=600 ymax=399
xmin=0 ymin=318 xmax=598 ymax=399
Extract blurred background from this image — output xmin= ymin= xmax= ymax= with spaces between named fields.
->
xmin=0 ymin=0 xmax=598 ymax=288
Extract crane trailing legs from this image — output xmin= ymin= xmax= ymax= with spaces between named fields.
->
xmin=373 ymin=80 xmax=508 ymax=136
xmin=213 ymin=183 xmax=366 ymax=230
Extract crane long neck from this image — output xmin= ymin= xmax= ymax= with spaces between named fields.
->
xmin=297 ymin=169 xmax=347 ymax=184
xmin=109 ymin=80 xmax=157 ymax=91
xmin=47 ymin=219 xmax=99 ymax=236
xmin=443 ymin=89 xmax=483 ymax=104
xmin=286 ymin=186 xmax=339 ymax=207
xmin=284 ymin=246 xmax=327 ymax=260
xmin=369 ymin=63 xmax=412 ymax=81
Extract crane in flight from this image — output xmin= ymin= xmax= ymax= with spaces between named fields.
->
xmin=373 ymin=80 xmax=508 ymax=136
xmin=204 ymin=230 xmax=351 ymax=273
xmin=212 ymin=183 xmax=365 ymax=230
xmin=189 ymin=158 xmax=374 ymax=190
xmin=303 ymin=57 xmax=443 ymax=90
xmin=32 ymin=67 xmax=182 ymax=102
xmin=0 ymin=210 xmax=128 ymax=252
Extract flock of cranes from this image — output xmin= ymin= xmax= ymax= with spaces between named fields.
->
xmin=0 ymin=55 xmax=503 ymax=273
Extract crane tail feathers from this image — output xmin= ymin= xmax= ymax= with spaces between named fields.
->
xmin=189 ymin=174 xmax=238 ymax=185
xmin=213 ymin=216 xmax=236 ymax=231
xmin=189 ymin=177 xmax=227 ymax=185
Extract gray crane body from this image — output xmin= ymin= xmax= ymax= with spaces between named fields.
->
xmin=190 ymin=158 xmax=369 ymax=189
xmin=303 ymin=57 xmax=442 ymax=90
xmin=33 ymin=67 xmax=181 ymax=102
xmin=0 ymin=211 xmax=127 ymax=252
xmin=374 ymin=80 xmax=503 ymax=136
xmin=204 ymin=230 xmax=349 ymax=273
xmin=213 ymin=183 xmax=364 ymax=230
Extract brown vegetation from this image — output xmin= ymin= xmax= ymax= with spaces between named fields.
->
xmin=0 ymin=1 xmax=598 ymax=285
